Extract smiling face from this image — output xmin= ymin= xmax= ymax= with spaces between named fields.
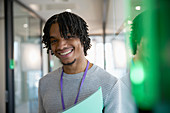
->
xmin=49 ymin=22 xmax=85 ymax=65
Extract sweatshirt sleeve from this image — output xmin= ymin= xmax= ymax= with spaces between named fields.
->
xmin=104 ymin=79 xmax=137 ymax=113
xmin=38 ymin=79 xmax=46 ymax=113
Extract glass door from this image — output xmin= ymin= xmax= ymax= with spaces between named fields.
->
xmin=13 ymin=2 xmax=42 ymax=113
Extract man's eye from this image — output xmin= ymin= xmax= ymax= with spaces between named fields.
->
xmin=51 ymin=40 xmax=57 ymax=44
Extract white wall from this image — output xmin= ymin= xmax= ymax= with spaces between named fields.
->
xmin=0 ymin=18 xmax=6 ymax=113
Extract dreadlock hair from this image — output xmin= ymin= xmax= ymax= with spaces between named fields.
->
xmin=130 ymin=12 xmax=145 ymax=55
xmin=42 ymin=11 xmax=91 ymax=56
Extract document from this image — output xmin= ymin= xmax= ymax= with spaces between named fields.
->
xmin=63 ymin=87 xmax=103 ymax=113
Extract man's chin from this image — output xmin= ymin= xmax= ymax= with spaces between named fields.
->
xmin=61 ymin=59 xmax=76 ymax=66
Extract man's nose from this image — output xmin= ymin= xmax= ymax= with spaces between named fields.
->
xmin=56 ymin=38 xmax=67 ymax=50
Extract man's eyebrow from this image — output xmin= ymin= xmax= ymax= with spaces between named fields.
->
xmin=49 ymin=36 xmax=55 ymax=39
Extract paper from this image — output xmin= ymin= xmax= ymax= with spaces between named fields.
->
xmin=62 ymin=87 xmax=103 ymax=113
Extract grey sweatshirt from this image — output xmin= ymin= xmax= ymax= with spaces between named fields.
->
xmin=38 ymin=64 xmax=136 ymax=113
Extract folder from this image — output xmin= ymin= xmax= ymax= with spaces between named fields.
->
xmin=62 ymin=87 xmax=103 ymax=113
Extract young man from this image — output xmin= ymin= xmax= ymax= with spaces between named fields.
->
xmin=39 ymin=12 xmax=136 ymax=113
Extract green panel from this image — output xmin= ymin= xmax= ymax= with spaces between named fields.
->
xmin=128 ymin=0 xmax=170 ymax=112
xmin=10 ymin=59 xmax=15 ymax=69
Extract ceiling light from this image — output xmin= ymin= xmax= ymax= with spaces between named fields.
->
xmin=23 ymin=24 xmax=28 ymax=28
xmin=29 ymin=4 xmax=39 ymax=11
xmin=135 ymin=6 xmax=141 ymax=10
xmin=128 ymin=20 xmax=132 ymax=24
xmin=65 ymin=9 xmax=72 ymax=12
xmin=53 ymin=0 xmax=69 ymax=2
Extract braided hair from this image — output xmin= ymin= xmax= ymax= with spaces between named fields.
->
xmin=42 ymin=12 xmax=91 ymax=56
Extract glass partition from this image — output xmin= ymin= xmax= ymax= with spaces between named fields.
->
xmin=105 ymin=0 xmax=128 ymax=78
xmin=13 ymin=2 xmax=42 ymax=113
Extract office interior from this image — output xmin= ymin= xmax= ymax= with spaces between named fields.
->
xmin=0 ymin=0 xmax=170 ymax=113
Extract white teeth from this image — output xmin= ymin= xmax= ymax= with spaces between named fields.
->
xmin=60 ymin=50 xmax=72 ymax=55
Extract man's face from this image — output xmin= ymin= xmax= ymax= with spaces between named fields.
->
xmin=49 ymin=23 xmax=85 ymax=65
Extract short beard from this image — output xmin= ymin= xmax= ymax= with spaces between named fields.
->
xmin=61 ymin=59 xmax=76 ymax=66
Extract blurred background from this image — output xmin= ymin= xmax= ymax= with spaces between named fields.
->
xmin=0 ymin=0 xmax=170 ymax=113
